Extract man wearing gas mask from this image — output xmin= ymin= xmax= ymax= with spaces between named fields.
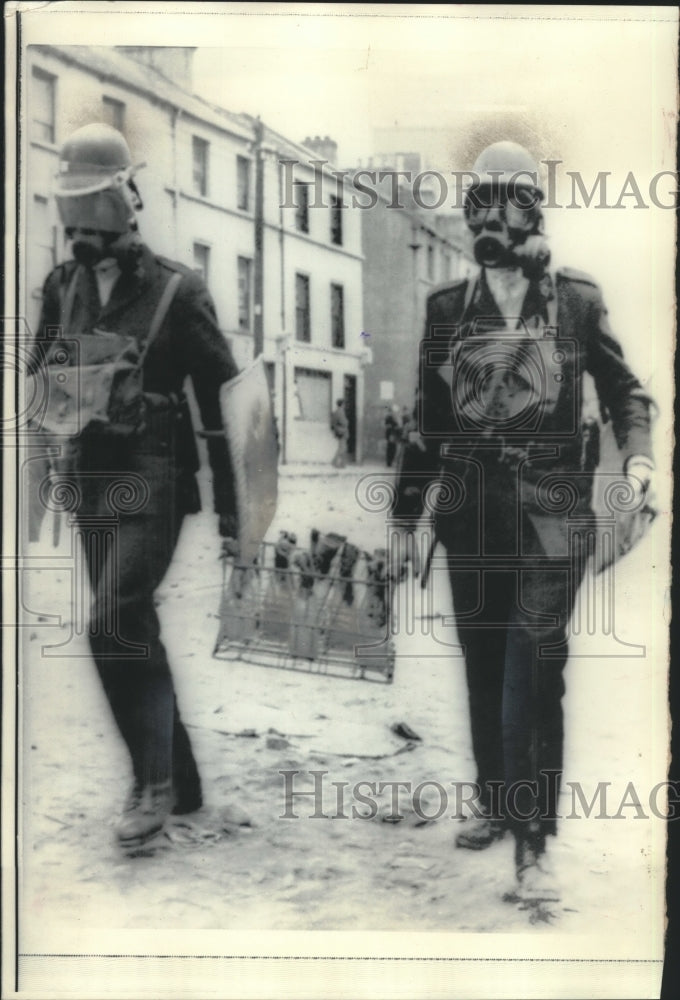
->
xmin=30 ymin=123 xmax=241 ymax=851
xmin=392 ymin=141 xmax=655 ymax=904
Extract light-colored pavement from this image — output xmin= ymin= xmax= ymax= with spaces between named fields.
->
xmin=19 ymin=459 xmax=669 ymax=947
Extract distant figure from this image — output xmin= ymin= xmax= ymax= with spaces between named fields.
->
xmin=330 ymin=398 xmax=349 ymax=468
xmin=400 ymin=405 xmax=416 ymax=453
xmin=384 ymin=405 xmax=401 ymax=467
xmin=401 ymin=406 xmax=415 ymax=440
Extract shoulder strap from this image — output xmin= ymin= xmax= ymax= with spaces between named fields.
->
xmin=60 ymin=266 xmax=83 ymax=328
xmin=60 ymin=266 xmax=182 ymax=353
xmin=546 ymin=272 xmax=558 ymax=329
xmin=461 ymin=274 xmax=478 ymax=321
xmin=135 ymin=271 xmax=183 ymax=369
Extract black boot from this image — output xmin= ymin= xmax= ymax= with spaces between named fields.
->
xmin=171 ymin=714 xmax=203 ymax=815
xmin=455 ymin=815 xmax=506 ymax=850
xmin=172 ymin=781 xmax=203 ymax=816
xmin=511 ymin=825 xmax=560 ymax=902
xmin=116 ymin=779 xmax=173 ymax=849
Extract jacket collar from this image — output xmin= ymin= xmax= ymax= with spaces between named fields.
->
xmin=471 ymin=268 xmax=555 ymax=329
xmin=96 ymin=242 xmax=156 ymax=321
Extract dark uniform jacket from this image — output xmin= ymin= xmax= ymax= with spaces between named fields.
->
xmin=32 ymin=243 xmax=239 ymax=520
xmin=393 ymin=267 xmax=654 ymax=558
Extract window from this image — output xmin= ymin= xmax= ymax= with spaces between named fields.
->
xmin=264 ymin=361 xmax=276 ymax=397
xmin=237 ymin=256 xmax=253 ymax=331
xmin=295 ymin=183 xmax=309 ymax=233
xmin=330 ymin=194 xmax=343 ymax=246
xmin=442 ymin=251 xmax=451 ymax=282
xmin=236 ymin=155 xmax=251 ymax=211
xmin=330 ymin=283 xmax=345 ymax=349
xmin=192 ymin=136 xmax=209 ymax=197
xmin=295 ymin=273 xmax=311 ymax=342
xmin=294 ymin=368 xmax=331 ymax=422
xmin=102 ymin=96 xmax=125 ymax=132
xmin=193 ymin=242 xmax=210 ymax=285
xmin=427 ymin=244 xmax=435 ymax=281
xmin=32 ymin=68 xmax=56 ymax=144
xmin=32 ymin=195 xmax=58 ymax=291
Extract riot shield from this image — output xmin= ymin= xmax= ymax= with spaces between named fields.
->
xmin=219 ymin=355 xmax=279 ymax=565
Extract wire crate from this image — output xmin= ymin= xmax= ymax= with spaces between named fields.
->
xmin=212 ymin=538 xmax=395 ymax=683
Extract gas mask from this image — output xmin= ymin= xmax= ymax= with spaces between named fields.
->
xmin=464 ymin=185 xmax=550 ymax=279
xmin=65 ymin=227 xmax=143 ymax=271
xmin=59 ymin=185 xmax=143 ymax=271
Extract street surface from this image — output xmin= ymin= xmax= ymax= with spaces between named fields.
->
xmin=19 ymin=461 xmax=669 ymax=943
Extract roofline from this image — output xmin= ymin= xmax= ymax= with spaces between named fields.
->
xmin=239 ymin=113 xmax=354 ymax=185
xmin=33 ymin=44 xmax=254 ymax=144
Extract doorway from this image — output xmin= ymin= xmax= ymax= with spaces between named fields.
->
xmin=343 ymin=374 xmax=357 ymax=462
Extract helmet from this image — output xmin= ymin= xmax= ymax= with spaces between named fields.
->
xmin=468 ymin=141 xmax=544 ymax=205
xmin=54 ymin=123 xmax=144 ymax=234
xmin=56 ymin=123 xmax=136 ymax=195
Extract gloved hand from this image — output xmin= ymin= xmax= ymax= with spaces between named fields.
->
xmin=218 ymin=513 xmax=238 ymax=538
xmin=218 ymin=514 xmax=240 ymax=558
xmin=389 ymin=527 xmax=421 ymax=581
xmin=624 ymin=456 xmax=655 ymax=506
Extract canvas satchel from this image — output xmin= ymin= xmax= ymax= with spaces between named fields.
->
xmin=29 ymin=268 xmax=182 ymax=442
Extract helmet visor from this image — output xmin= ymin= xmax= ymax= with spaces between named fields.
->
xmin=56 ymin=188 xmax=132 ymax=234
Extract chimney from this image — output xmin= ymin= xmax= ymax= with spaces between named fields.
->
xmin=118 ymin=47 xmax=196 ymax=92
xmin=301 ymin=134 xmax=338 ymax=165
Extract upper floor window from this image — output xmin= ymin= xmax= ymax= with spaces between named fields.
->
xmin=237 ymin=155 xmax=251 ymax=211
xmin=32 ymin=67 xmax=56 ymax=144
xmin=295 ymin=273 xmax=311 ymax=342
xmin=102 ymin=96 xmax=125 ymax=132
xmin=330 ymin=283 xmax=345 ymax=349
xmin=193 ymin=242 xmax=210 ymax=286
xmin=330 ymin=194 xmax=343 ymax=246
xmin=442 ymin=251 xmax=452 ymax=282
xmin=192 ymin=136 xmax=209 ymax=197
xmin=32 ymin=195 xmax=58 ymax=293
xmin=427 ymin=243 xmax=435 ymax=281
xmin=295 ymin=183 xmax=309 ymax=233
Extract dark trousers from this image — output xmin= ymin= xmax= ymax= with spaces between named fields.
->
xmin=75 ymin=435 xmax=201 ymax=795
xmin=386 ymin=439 xmax=397 ymax=467
xmin=446 ymin=502 xmax=587 ymax=842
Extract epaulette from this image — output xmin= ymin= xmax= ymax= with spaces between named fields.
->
xmin=156 ymin=254 xmax=192 ymax=278
xmin=555 ymin=266 xmax=599 ymax=288
xmin=44 ymin=260 xmax=77 ymax=291
xmin=50 ymin=260 xmax=77 ymax=280
xmin=426 ymin=277 xmax=469 ymax=304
